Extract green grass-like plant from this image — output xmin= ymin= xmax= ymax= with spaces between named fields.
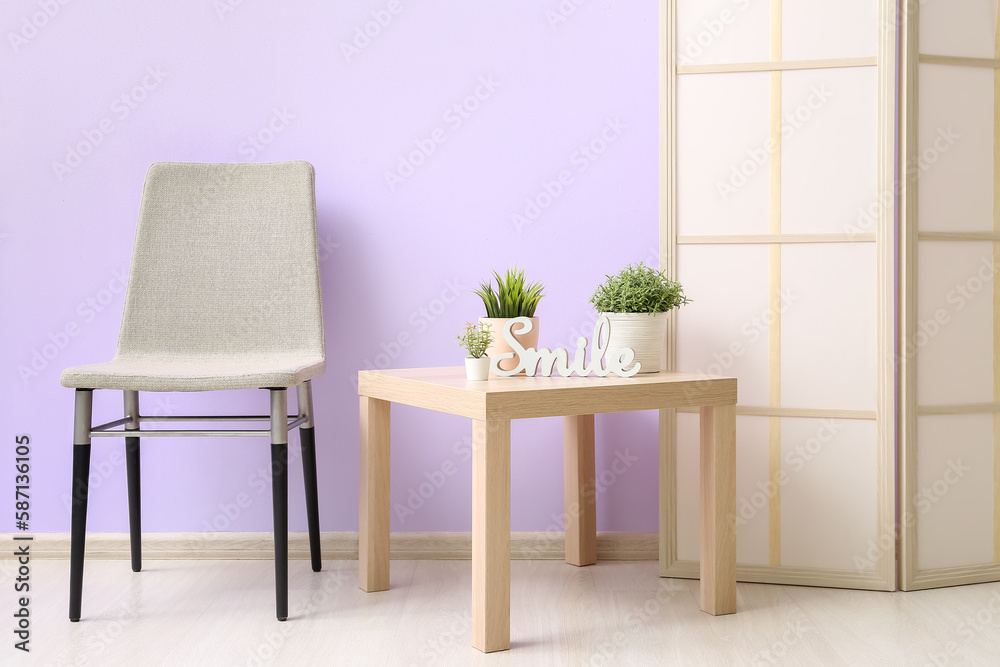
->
xmin=589 ymin=262 xmax=691 ymax=313
xmin=474 ymin=267 xmax=545 ymax=319
xmin=457 ymin=321 xmax=494 ymax=359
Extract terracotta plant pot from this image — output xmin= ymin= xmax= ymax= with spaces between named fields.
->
xmin=464 ymin=356 xmax=491 ymax=381
xmin=479 ymin=317 xmax=540 ymax=376
xmin=600 ymin=312 xmax=667 ymax=374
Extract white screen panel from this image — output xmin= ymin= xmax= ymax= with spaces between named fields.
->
xmin=919 ymin=0 xmax=997 ymax=59
xmin=780 ymin=418 xmax=879 ymax=570
xmin=677 ymin=244 xmax=770 ymax=407
xmin=781 ymin=243 xmax=878 ymax=411
xmin=916 ymin=242 xmax=995 ymax=406
xmin=676 ymin=0 xmax=771 ymax=67
xmin=676 ymin=413 xmax=771 ymax=565
xmin=917 ymin=65 xmax=994 ymax=233
xmin=677 ymin=72 xmax=770 ymax=237
xmin=781 ymin=67 xmax=878 ymax=235
xmin=916 ymin=415 xmax=995 ymax=570
xmin=781 ymin=0 xmax=878 ymax=61
xmin=733 ymin=415 xmax=771 ymax=565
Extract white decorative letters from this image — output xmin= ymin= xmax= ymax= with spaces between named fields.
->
xmin=489 ymin=316 xmax=640 ymax=378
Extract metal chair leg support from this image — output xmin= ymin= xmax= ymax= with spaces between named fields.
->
xmin=124 ymin=391 xmax=141 ymax=573
xmin=69 ymin=389 xmax=93 ymax=622
xmin=299 ymin=427 xmax=321 ymax=572
xmin=297 ymin=381 xmax=322 ymax=572
xmin=270 ymin=389 xmax=289 ymax=621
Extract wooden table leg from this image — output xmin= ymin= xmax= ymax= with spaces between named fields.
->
xmin=699 ymin=404 xmax=737 ymax=615
xmin=359 ymin=396 xmax=390 ymax=592
xmin=564 ymin=414 xmax=596 ymax=566
xmin=472 ymin=418 xmax=511 ymax=653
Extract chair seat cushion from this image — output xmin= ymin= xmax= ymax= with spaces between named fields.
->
xmin=60 ymin=356 xmax=326 ymax=391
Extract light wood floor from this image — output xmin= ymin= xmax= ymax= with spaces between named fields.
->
xmin=10 ymin=559 xmax=1000 ymax=666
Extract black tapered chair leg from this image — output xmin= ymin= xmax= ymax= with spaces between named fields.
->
xmin=69 ymin=444 xmax=91 ymax=622
xmin=124 ymin=390 xmax=142 ymax=573
xmin=125 ymin=436 xmax=141 ymax=572
xmin=271 ymin=441 xmax=288 ymax=621
xmin=270 ymin=387 xmax=289 ymax=621
xmin=300 ymin=426 xmax=322 ymax=572
xmin=69 ymin=388 xmax=94 ymax=622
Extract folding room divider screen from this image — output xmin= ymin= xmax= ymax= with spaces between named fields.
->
xmin=660 ymin=0 xmax=897 ymax=590
xmin=899 ymin=1 xmax=1000 ymax=591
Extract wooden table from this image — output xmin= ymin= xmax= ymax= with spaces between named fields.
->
xmin=357 ymin=367 xmax=737 ymax=653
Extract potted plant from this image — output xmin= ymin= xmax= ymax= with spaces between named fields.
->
xmin=457 ymin=321 xmax=494 ymax=381
xmin=589 ymin=262 xmax=691 ymax=374
xmin=474 ymin=267 xmax=545 ymax=374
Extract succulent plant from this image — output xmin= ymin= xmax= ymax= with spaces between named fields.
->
xmin=474 ymin=266 xmax=545 ymax=319
xmin=589 ymin=262 xmax=691 ymax=313
xmin=457 ymin=321 xmax=494 ymax=359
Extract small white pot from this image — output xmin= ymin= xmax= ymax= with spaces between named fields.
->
xmin=601 ymin=312 xmax=668 ymax=374
xmin=465 ymin=356 xmax=491 ymax=381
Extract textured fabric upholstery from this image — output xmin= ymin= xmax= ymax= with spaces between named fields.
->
xmin=61 ymin=161 xmax=326 ymax=391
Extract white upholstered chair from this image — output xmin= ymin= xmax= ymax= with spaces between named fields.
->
xmin=60 ymin=161 xmax=326 ymax=621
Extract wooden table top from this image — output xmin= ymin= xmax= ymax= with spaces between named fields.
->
xmin=358 ymin=366 xmax=736 ymax=420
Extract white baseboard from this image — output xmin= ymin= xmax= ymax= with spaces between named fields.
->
xmin=3 ymin=532 xmax=914 ymax=591
xmin=2 ymin=532 xmax=658 ymax=561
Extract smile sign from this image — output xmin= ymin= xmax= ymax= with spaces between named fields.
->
xmin=489 ymin=316 xmax=640 ymax=378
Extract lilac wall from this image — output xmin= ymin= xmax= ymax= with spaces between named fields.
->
xmin=0 ymin=1 xmax=660 ymax=535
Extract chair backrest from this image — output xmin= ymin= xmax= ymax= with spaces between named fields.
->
xmin=115 ymin=161 xmax=325 ymax=361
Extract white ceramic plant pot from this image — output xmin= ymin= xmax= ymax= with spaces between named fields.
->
xmin=601 ymin=312 xmax=668 ymax=374
xmin=465 ymin=356 xmax=491 ymax=381
xmin=479 ymin=317 xmax=540 ymax=376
